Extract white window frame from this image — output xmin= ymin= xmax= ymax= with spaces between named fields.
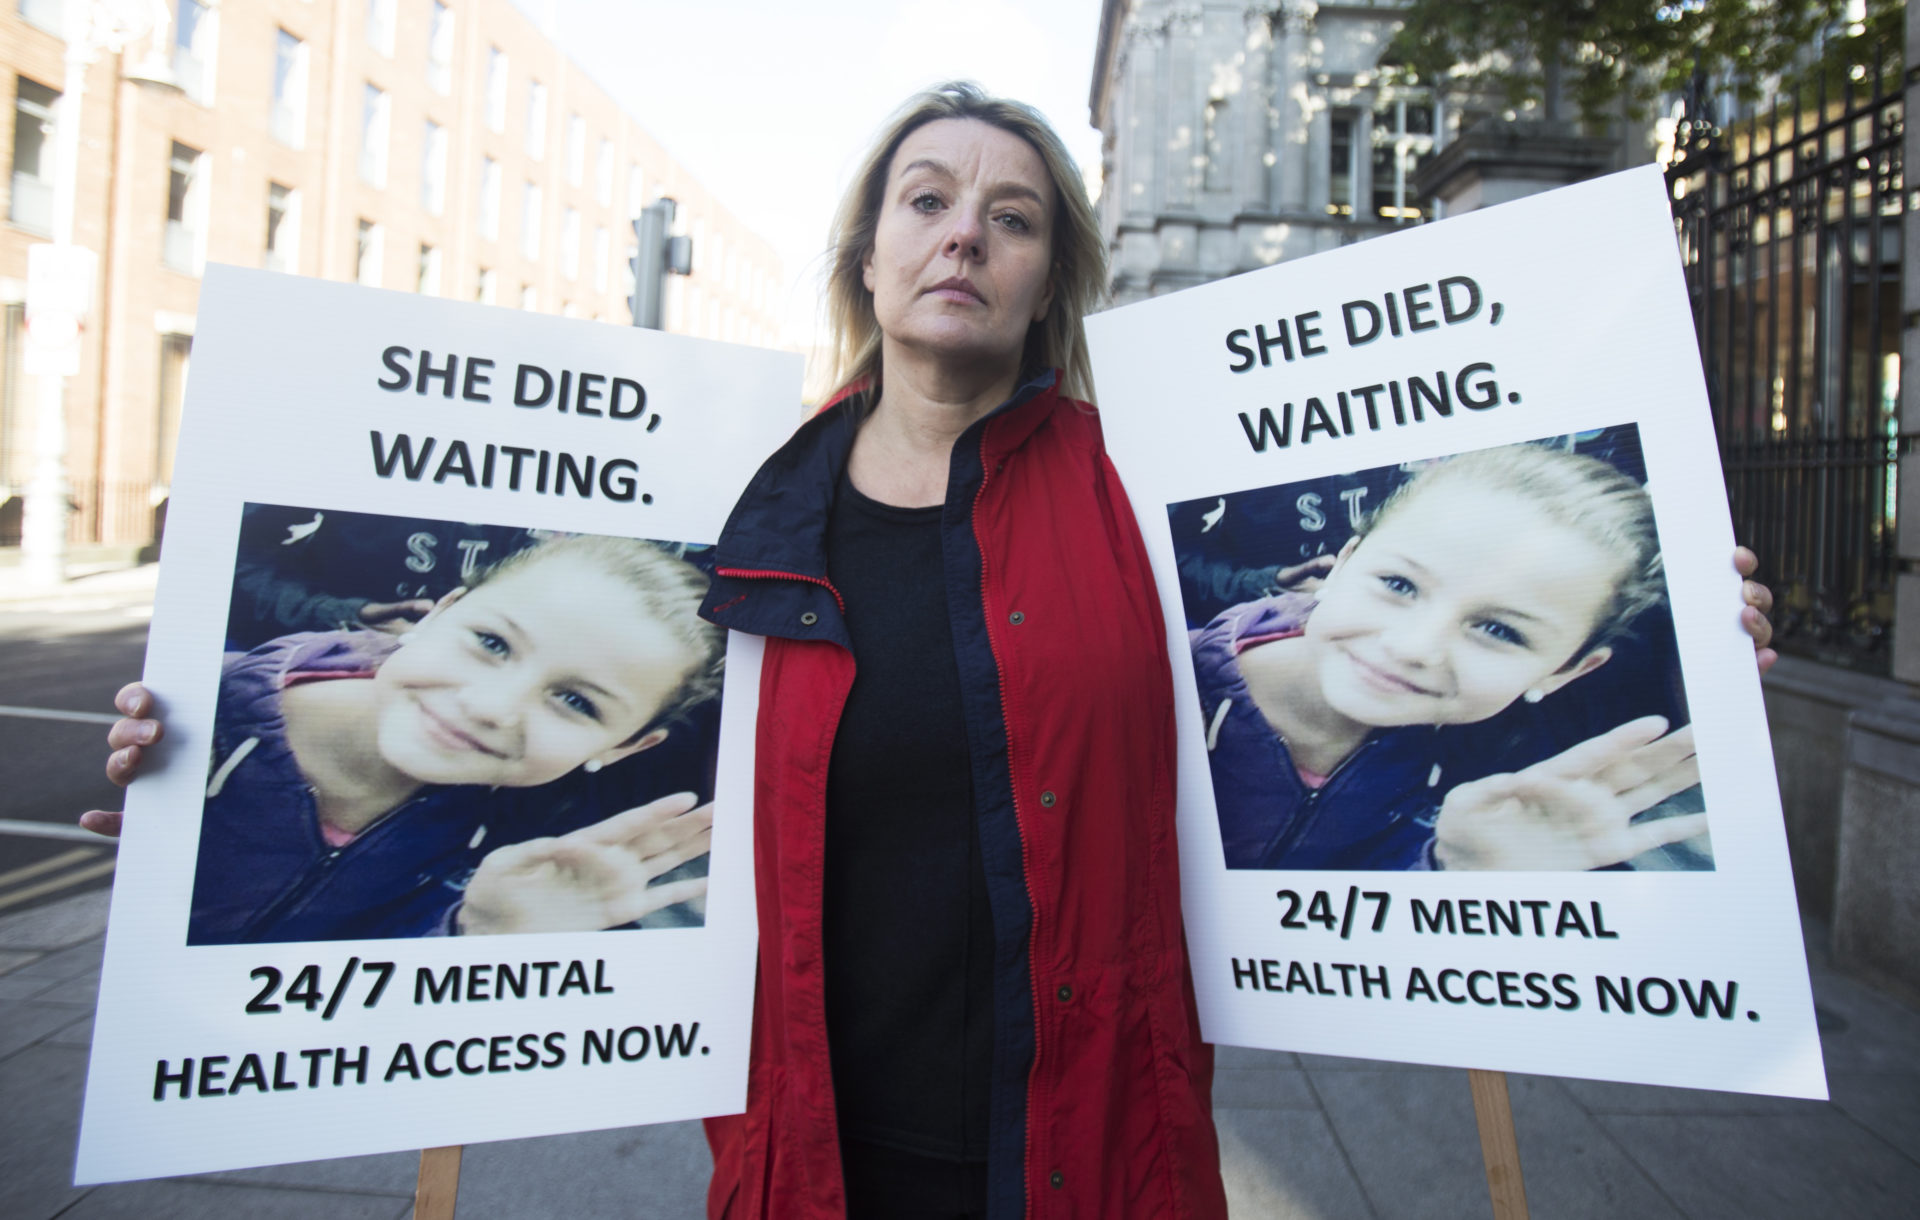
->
xmin=567 ymin=114 xmax=585 ymax=187
xmin=173 ymin=0 xmax=219 ymax=106
xmin=366 ymin=0 xmax=397 ymax=57
xmin=485 ymin=48 xmax=508 ymax=132
xmin=525 ymin=80 xmax=547 ymax=160
xmin=592 ymin=225 xmax=609 ymax=291
xmin=427 ymin=1 xmax=455 ymax=95
xmin=561 ymin=207 xmax=580 ymax=280
xmin=478 ymin=155 xmax=501 ymax=239
xmin=164 ymin=141 xmax=209 ymax=274
xmin=421 ymin=120 xmax=448 ymax=215
xmin=360 ymin=83 xmax=390 ymax=188
xmin=264 ymin=181 xmax=300 ymax=274
xmin=417 ymin=243 xmax=442 ymax=295
xmin=596 ymin=140 xmax=614 ymax=208
xmin=270 ymin=29 xmax=308 ymax=149
xmin=357 ymin=218 xmax=386 ymax=288
xmin=521 ymin=181 xmax=542 ymax=260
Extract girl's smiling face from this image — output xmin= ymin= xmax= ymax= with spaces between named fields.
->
xmin=370 ymin=553 xmax=693 ymax=788
xmin=1304 ymin=481 xmax=1623 ymax=729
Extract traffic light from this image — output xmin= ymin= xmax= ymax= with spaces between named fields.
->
xmin=629 ymin=197 xmax=694 ymax=329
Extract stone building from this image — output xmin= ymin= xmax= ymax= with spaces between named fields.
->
xmin=1087 ymin=0 xmax=1647 ymax=304
xmin=1 ymin=0 xmax=785 ymax=561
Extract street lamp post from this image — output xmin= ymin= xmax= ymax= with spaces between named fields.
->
xmin=18 ymin=0 xmax=165 ymax=586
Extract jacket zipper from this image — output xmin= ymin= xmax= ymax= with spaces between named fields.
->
xmin=972 ymin=439 xmax=1043 ymax=1218
xmin=1269 ymin=735 xmax=1380 ymax=865
xmin=238 ymin=797 xmax=420 ymax=940
xmin=714 ymin=565 xmax=847 ymax=616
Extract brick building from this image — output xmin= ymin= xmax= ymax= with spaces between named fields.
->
xmin=1 ymin=0 xmax=786 ymax=559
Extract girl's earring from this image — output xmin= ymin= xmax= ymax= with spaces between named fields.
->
xmin=584 ymin=759 xmax=604 ymax=774
xmin=1523 ymin=689 xmax=1545 ymax=704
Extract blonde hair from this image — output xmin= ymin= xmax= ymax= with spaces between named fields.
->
xmin=1361 ymin=441 xmax=1667 ymax=656
xmin=823 ymin=81 xmax=1107 ymax=404
xmin=471 ymin=535 xmax=723 ymax=733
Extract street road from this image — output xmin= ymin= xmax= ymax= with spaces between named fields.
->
xmin=0 ymin=602 xmax=149 ymax=914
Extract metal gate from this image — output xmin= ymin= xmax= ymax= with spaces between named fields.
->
xmin=1666 ymin=55 xmax=1905 ymax=671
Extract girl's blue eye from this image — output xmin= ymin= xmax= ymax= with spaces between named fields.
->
xmin=1474 ymin=619 xmax=1530 ymax=648
xmin=473 ymin=630 xmax=509 ymax=657
xmin=1377 ymin=574 xmax=1416 ymax=597
xmin=554 ymin=688 xmax=601 ymax=721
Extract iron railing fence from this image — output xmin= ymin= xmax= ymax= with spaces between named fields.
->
xmin=1667 ymin=52 xmax=1905 ymax=671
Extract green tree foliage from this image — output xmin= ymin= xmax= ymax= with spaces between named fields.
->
xmin=1382 ymin=0 xmax=1897 ymax=122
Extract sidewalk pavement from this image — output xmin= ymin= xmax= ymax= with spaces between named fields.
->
xmin=0 ymin=561 xmax=159 ymax=614
xmin=3 ymin=886 xmax=1917 ymax=1219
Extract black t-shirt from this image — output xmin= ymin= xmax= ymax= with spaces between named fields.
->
xmin=822 ymin=471 xmax=994 ymax=1162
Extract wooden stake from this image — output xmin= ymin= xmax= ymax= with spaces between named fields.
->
xmin=1467 ymin=1069 xmax=1529 ymax=1220
xmin=414 ymin=1145 xmax=463 ymax=1220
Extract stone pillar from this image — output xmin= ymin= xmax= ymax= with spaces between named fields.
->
xmin=1835 ymin=704 xmax=1920 ymax=1002
xmin=1269 ymin=1 xmax=1310 ymax=213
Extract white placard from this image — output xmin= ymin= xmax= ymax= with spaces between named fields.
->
xmin=1087 ymin=167 xmax=1824 ymax=1099
xmin=76 ymin=268 xmax=800 ymax=1182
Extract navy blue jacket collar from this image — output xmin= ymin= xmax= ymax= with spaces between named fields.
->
xmin=699 ymin=369 xmax=1059 ymax=646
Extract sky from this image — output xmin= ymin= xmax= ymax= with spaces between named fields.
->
xmin=518 ymin=0 xmax=1109 ymax=346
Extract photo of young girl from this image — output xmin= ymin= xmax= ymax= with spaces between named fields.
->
xmin=188 ymin=505 xmax=725 ymax=945
xmin=1173 ymin=426 xmax=1711 ymax=873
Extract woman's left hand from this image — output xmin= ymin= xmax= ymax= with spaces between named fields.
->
xmin=1431 ymin=716 xmax=1704 ymax=871
xmin=456 ymin=793 xmax=713 ymax=935
xmin=1735 ymin=546 xmax=1776 ymax=674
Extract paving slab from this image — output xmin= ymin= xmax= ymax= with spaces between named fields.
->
xmin=1214 ymin=1106 xmax=1376 ymax=1219
xmin=1826 ymin=1068 xmax=1920 ymax=1163
xmin=1600 ymin=1109 xmax=1920 ymax=1219
xmin=1213 ymin=1066 xmax=1321 ymax=1110
xmin=452 ymin=1121 xmax=713 ymax=1218
xmin=0 ymin=887 xmax=109 ymax=951
xmin=1214 ymin=1042 xmax=1297 ymax=1069
xmin=1309 ymin=1068 xmax=1683 ymax=1220
xmin=0 ymin=997 xmax=93 ymax=1059
xmin=0 ymin=1042 xmax=91 ymax=1219
xmin=186 ymin=1150 xmax=422 ymax=1195
xmin=55 ymin=1178 xmax=412 ymax=1220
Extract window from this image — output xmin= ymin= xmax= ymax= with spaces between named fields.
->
xmin=164 ymin=142 xmax=207 ymax=273
xmin=9 ymin=77 xmax=58 ymax=235
xmin=427 ymin=2 xmax=455 ymax=94
xmin=155 ymin=334 xmax=192 ymax=487
xmin=366 ymin=0 xmax=396 ymax=56
xmin=474 ymin=266 xmax=496 ymax=305
xmin=566 ymin=115 xmax=585 ymax=186
xmin=270 ymin=30 xmax=308 ymax=148
xmin=1328 ymin=112 xmax=1355 ymax=217
xmin=596 ymin=140 xmax=614 ymax=207
xmin=593 ymin=225 xmax=609 ymax=291
xmin=421 ymin=120 xmax=447 ymax=215
xmin=485 ymin=48 xmax=508 ymax=132
xmin=360 ymin=84 xmax=390 ymax=187
xmin=2 ymin=303 xmax=27 ymax=495
xmin=561 ymin=207 xmax=580 ymax=279
xmin=264 ymin=183 xmax=299 ymax=274
xmin=417 ymin=243 xmax=442 ymax=295
xmin=356 ymin=219 xmax=385 ymax=287
xmin=521 ymin=182 xmax=542 ymax=259
xmin=1370 ymin=101 xmax=1434 ymax=224
xmin=478 ymin=156 xmax=501 ymax=239
xmin=627 ymin=165 xmax=644 ymax=218
xmin=19 ymin=0 xmax=62 ymax=35
xmin=173 ymin=0 xmax=217 ymax=105
xmin=1203 ymin=97 xmax=1231 ymax=192
xmin=525 ymin=80 xmax=547 ymax=159
xmin=520 ymin=284 xmax=537 ymax=311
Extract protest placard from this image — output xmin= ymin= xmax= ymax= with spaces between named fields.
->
xmin=75 ymin=267 xmax=800 ymax=1182
xmin=1086 ymin=166 xmax=1826 ymax=1098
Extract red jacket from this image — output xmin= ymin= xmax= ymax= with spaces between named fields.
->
xmin=698 ymin=374 xmax=1227 ymax=1219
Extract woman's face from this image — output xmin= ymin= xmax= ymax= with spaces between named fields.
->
xmin=371 ymin=553 xmax=690 ymax=787
xmin=862 ymin=118 xmax=1056 ymax=377
xmin=1303 ymin=481 xmax=1623 ymax=729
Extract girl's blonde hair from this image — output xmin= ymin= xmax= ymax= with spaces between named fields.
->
xmin=1361 ymin=441 xmax=1667 ymax=657
xmin=823 ymin=81 xmax=1108 ymax=404
xmin=472 ymin=535 xmax=723 ymax=734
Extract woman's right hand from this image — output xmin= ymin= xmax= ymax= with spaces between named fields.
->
xmin=80 ymin=682 xmax=164 ymax=838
